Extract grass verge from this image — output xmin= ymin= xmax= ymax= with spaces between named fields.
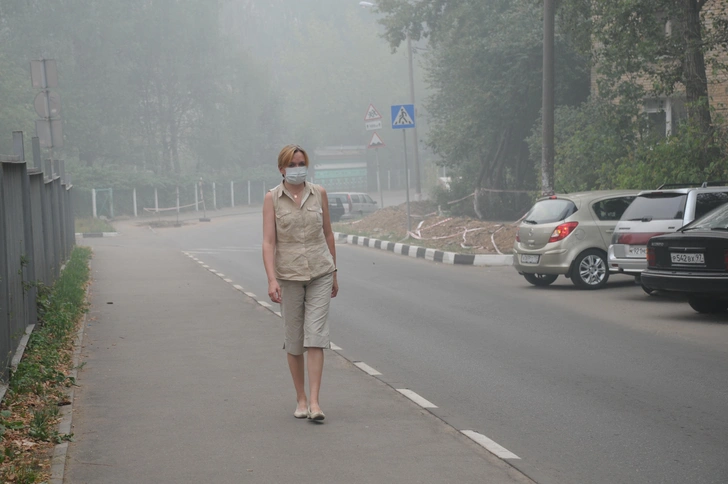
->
xmin=0 ymin=246 xmax=92 ymax=483
xmin=75 ymin=217 xmax=115 ymax=234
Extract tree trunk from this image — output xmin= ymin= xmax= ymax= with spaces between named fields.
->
xmin=682 ymin=0 xmax=713 ymax=166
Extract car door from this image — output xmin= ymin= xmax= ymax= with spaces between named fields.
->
xmin=590 ymin=196 xmax=636 ymax=248
xmin=362 ymin=194 xmax=377 ymax=213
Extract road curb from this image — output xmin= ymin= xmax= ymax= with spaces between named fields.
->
xmin=49 ymin=286 xmax=89 ymax=484
xmin=334 ymin=232 xmax=513 ymax=266
xmin=75 ymin=232 xmax=120 ymax=238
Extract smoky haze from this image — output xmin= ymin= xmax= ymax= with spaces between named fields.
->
xmin=0 ymin=0 xmax=419 ymax=179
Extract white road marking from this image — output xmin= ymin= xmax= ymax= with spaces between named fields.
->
xmin=354 ymin=362 xmax=382 ymax=376
xmin=216 ymin=273 xmax=226 ymax=277
xmin=258 ymin=300 xmax=272 ymax=308
xmin=224 ymin=278 xmax=233 ymax=283
xmin=396 ymin=389 xmax=438 ymax=408
xmin=233 ymin=285 xmax=244 ymax=291
xmin=274 ymin=311 xmax=282 ymax=317
xmin=330 ymin=343 xmax=342 ymax=351
xmin=244 ymin=292 xmax=257 ymax=298
xmin=202 ymin=265 xmax=209 ymax=268
xmin=461 ymin=430 xmax=520 ymax=460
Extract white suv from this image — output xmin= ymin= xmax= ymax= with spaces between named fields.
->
xmin=608 ymin=184 xmax=728 ymax=289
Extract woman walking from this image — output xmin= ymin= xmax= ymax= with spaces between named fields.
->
xmin=262 ymin=144 xmax=338 ymax=421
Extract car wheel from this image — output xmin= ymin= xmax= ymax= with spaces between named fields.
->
xmin=688 ymin=297 xmax=728 ymax=314
xmin=571 ymin=249 xmax=609 ymax=290
xmin=523 ymin=273 xmax=558 ymax=287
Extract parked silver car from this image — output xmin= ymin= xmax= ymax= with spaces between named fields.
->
xmin=608 ymin=184 xmax=728 ymax=291
xmin=328 ymin=192 xmax=378 ymax=218
xmin=513 ymin=190 xmax=639 ymax=289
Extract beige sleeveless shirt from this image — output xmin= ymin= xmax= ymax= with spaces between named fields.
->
xmin=271 ymin=182 xmax=336 ymax=281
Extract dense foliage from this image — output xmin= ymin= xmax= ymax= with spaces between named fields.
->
xmin=377 ymin=0 xmax=728 ymax=217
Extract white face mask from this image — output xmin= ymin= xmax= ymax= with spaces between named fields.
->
xmin=284 ymin=166 xmax=307 ymax=185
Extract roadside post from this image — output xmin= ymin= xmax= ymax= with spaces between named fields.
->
xmin=368 ymin=132 xmax=385 ymax=208
xmin=391 ymin=104 xmax=416 ymax=233
xmin=199 ymin=178 xmax=210 ymax=222
xmin=364 ymin=104 xmax=385 ymax=208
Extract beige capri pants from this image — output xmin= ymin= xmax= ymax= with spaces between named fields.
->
xmin=278 ymin=273 xmax=334 ymax=355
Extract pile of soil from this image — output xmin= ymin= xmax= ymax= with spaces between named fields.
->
xmin=333 ymin=201 xmax=519 ymax=255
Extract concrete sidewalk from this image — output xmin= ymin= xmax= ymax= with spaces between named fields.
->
xmin=64 ymin=228 xmax=533 ymax=483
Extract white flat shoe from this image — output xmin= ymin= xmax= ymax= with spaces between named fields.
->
xmin=308 ymin=407 xmax=325 ymax=421
xmin=294 ymin=407 xmax=308 ymax=419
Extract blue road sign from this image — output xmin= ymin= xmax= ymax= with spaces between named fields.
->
xmin=391 ymin=104 xmax=415 ymax=129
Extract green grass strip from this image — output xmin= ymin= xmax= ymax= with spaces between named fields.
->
xmin=0 ymin=246 xmax=92 ymax=482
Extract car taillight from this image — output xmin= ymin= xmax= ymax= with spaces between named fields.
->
xmin=612 ymin=232 xmax=667 ymax=245
xmin=646 ymin=247 xmax=656 ymax=267
xmin=548 ymin=222 xmax=578 ymax=243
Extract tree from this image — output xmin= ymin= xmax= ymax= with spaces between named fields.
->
xmin=588 ymin=0 xmax=728 ymax=168
xmin=375 ymin=0 xmax=590 ymax=218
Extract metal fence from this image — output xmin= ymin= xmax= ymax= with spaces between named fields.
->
xmin=0 ymin=132 xmax=74 ymax=383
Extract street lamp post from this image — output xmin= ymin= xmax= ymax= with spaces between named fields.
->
xmin=360 ymin=1 xmax=421 ymax=201
xmin=407 ymin=33 xmax=422 ymax=201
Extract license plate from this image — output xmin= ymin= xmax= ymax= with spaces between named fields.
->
xmin=627 ymin=245 xmax=646 ymax=257
xmin=670 ymin=253 xmax=705 ymax=264
xmin=520 ymin=254 xmax=540 ymax=264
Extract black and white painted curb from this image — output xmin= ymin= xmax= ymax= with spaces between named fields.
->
xmin=334 ymin=232 xmax=513 ymax=266
xmin=180 ymin=250 xmax=524 ymax=469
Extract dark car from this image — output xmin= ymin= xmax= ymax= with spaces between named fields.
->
xmin=641 ymin=203 xmax=728 ymax=313
xmin=328 ymin=197 xmax=345 ymax=222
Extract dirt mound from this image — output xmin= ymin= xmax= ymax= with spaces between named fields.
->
xmin=333 ymin=202 xmax=518 ymax=255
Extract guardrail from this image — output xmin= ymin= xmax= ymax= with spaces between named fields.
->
xmin=0 ymin=131 xmax=74 ymax=385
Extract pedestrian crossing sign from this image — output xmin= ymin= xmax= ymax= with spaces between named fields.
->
xmin=391 ymin=104 xmax=415 ymax=129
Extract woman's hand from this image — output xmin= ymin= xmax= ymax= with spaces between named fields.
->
xmin=268 ymin=280 xmax=282 ymax=304
xmin=331 ymin=274 xmax=338 ymax=298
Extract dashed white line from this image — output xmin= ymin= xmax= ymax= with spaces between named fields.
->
xmin=461 ymin=430 xmax=520 ymax=460
xmin=354 ymin=362 xmax=382 ymax=376
xmin=258 ymin=301 xmax=272 ymax=308
xmin=244 ymin=292 xmax=256 ymax=298
xmin=396 ymin=389 xmax=438 ymax=408
xmin=233 ymin=285 xmax=244 ymax=291
xmin=224 ymin=278 xmax=233 ymax=283
xmin=202 ymin=265 xmax=209 ymax=268
xmin=330 ymin=343 xmax=342 ymax=351
xmin=274 ymin=311 xmax=282 ymax=317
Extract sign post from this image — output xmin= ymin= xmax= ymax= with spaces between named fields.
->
xmin=30 ymin=59 xmax=62 ymax=173
xmin=391 ymin=104 xmax=416 ymax=234
xmin=368 ymin=132 xmax=385 ymax=208
xmin=365 ymin=104 xmax=385 ymax=208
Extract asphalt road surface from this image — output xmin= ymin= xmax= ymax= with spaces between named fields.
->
xmin=146 ymin=211 xmax=728 ymax=484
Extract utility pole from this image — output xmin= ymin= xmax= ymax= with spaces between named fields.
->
xmin=541 ymin=0 xmax=555 ymax=196
xmin=407 ymin=33 xmax=422 ymax=201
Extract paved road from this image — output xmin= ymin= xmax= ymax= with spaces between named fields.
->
xmin=142 ymin=211 xmax=728 ymax=484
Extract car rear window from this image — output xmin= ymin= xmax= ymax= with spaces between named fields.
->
xmin=685 ymin=203 xmax=728 ymax=230
xmin=695 ymin=191 xmax=728 ymax=219
xmin=524 ymin=199 xmax=577 ymax=224
xmin=621 ymin=193 xmax=687 ymax=221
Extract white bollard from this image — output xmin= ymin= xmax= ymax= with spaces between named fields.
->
xmin=248 ymin=180 xmax=251 ymax=205
xmin=92 ymin=188 xmax=97 ymax=218
xmin=154 ymin=187 xmax=159 ymax=213
xmin=133 ymin=188 xmax=138 ymax=217
xmin=231 ymin=181 xmax=235 ymax=208
xmin=213 ymin=182 xmax=217 ymax=210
